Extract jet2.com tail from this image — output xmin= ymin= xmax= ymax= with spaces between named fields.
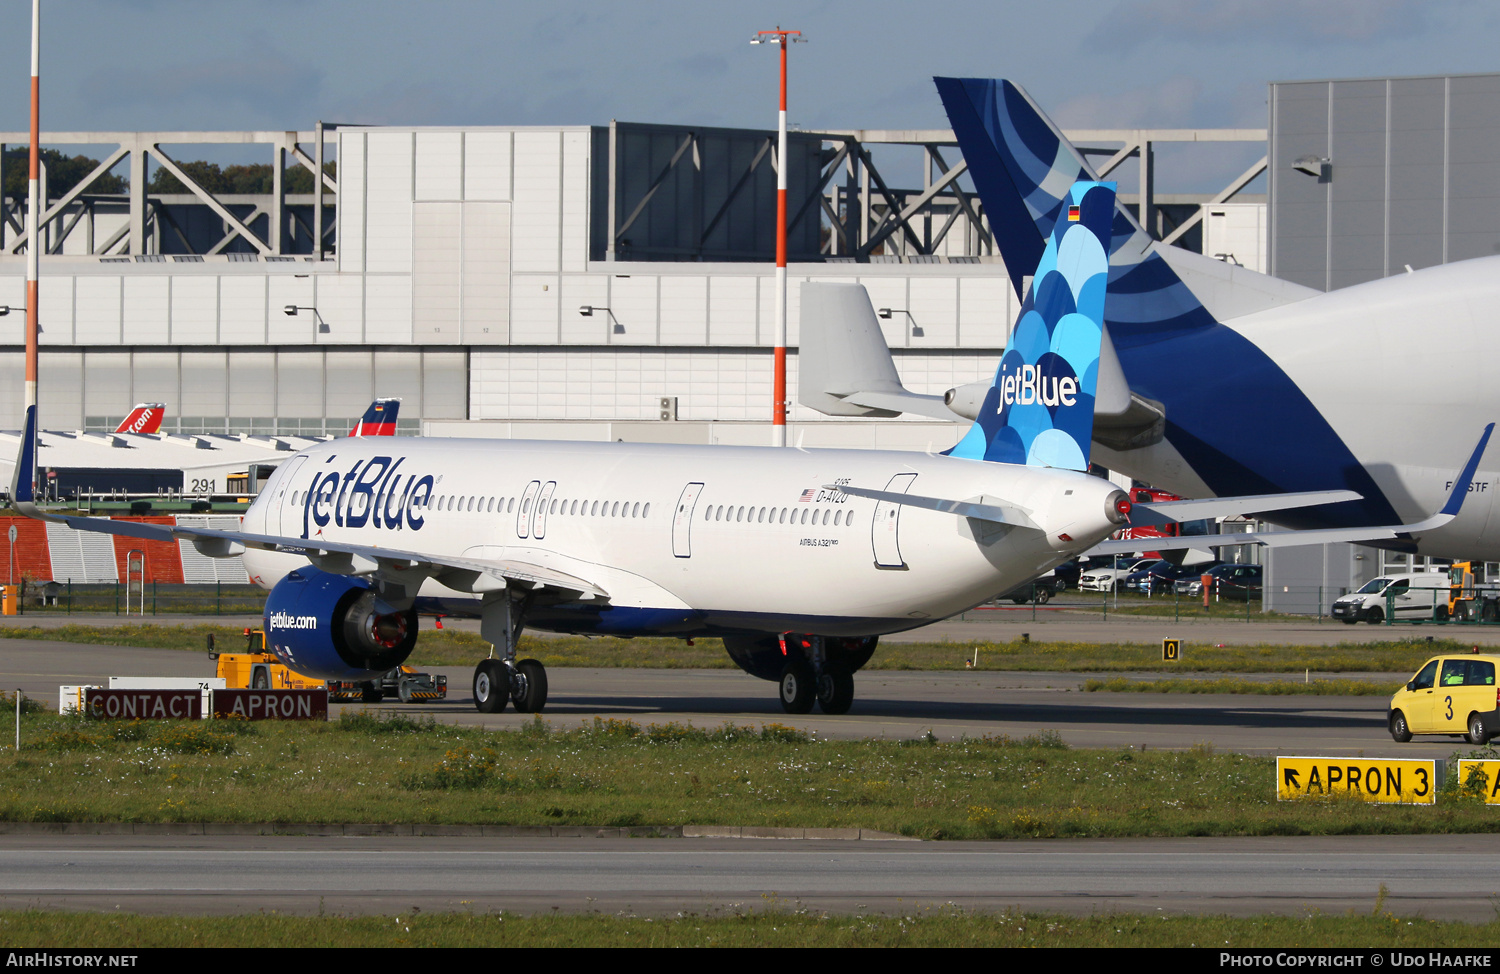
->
xmin=949 ymin=180 xmax=1116 ymax=472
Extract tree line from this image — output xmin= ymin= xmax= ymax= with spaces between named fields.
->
xmin=2 ymin=148 xmax=335 ymax=198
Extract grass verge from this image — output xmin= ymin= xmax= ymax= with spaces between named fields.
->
xmin=5 ymin=710 xmax=1500 ymax=837
xmin=1 ymin=908 xmax=1497 ymax=947
xmin=1084 ymin=677 xmax=1401 ymax=696
xmin=0 ymin=623 xmax=1464 ymax=675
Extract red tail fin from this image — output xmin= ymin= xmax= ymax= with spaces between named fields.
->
xmin=115 ymin=403 xmax=165 ymax=435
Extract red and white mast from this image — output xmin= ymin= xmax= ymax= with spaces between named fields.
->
xmin=753 ymin=28 xmax=802 ymax=447
xmin=24 ymin=0 xmax=40 ymax=492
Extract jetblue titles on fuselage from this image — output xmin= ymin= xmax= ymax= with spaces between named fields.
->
xmin=301 ymin=454 xmax=435 ymax=537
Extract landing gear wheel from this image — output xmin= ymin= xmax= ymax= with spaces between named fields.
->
xmin=1468 ymin=713 xmax=1489 ymax=746
xmin=511 ymin=658 xmax=549 ymax=713
xmin=816 ymin=663 xmax=854 ymax=715
xmin=360 ymin=682 xmax=383 ymax=704
xmin=1390 ymin=710 xmax=1412 ymax=743
xmin=473 ymin=659 xmax=509 ymax=714
xmin=779 ymin=660 xmax=815 ymax=715
xmin=1366 ymin=607 xmax=1385 ymax=625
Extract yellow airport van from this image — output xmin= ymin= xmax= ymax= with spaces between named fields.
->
xmin=1388 ymin=653 xmax=1500 ymax=744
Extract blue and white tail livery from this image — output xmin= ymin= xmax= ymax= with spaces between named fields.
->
xmin=950 ymin=181 xmax=1115 ymax=471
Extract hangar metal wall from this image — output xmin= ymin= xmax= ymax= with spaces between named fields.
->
xmin=1270 ymin=73 xmax=1500 ymax=290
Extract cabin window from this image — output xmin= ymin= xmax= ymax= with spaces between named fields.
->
xmin=642 ymin=502 xmax=650 ymax=517
xmin=834 ymin=510 xmax=843 ymax=526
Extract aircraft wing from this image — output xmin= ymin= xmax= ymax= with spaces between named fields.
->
xmin=1089 ymin=424 xmax=1495 ymax=555
xmin=1128 ymin=489 xmax=1364 ymax=529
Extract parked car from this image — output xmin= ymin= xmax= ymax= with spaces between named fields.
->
xmin=1189 ymin=564 xmax=1263 ymax=602
xmin=998 ymin=574 xmax=1060 ymax=604
xmin=1121 ymin=560 xmax=1173 ymax=593
xmin=1331 ymin=573 xmax=1448 ymax=624
xmin=1078 ymin=557 xmax=1153 ymax=592
xmin=1133 ymin=561 xmax=1220 ymax=595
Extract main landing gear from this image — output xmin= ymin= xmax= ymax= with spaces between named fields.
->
xmin=472 ymin=592 xmax=548 ymax=714
xmin=776 ymin=634 xmax=867 ymax=716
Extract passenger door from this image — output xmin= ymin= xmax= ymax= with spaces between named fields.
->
xmin=515 ymin=480 xmax=541 ymax=539
xmin=533 ymin=481 xmax=558 ymax=539
xmin=672 ymin=483 xmax=704 ymax=558
xmin=871 ymin=472 xmax=916 ymax=569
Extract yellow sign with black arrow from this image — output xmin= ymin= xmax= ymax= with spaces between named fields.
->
xmin=1276 ymin=756 xmax=1442 ymax=805
xmin=1456 ymin=760 xmax=1500 ymax=803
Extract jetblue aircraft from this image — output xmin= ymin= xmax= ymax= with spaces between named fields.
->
xmin=805 ymin=77 xmax=1500 ymax=562
xmin=7 ymin=182 xmax=1464 ymax=715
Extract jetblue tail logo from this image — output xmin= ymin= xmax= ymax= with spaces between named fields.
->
xmin=950 ymin=181 xmax=1115 ymax=471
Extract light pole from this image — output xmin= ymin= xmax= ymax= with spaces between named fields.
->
xmin=751 ymin=27 xmax=803 ymax=447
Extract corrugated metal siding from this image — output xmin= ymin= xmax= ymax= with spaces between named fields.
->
xmin=175 ymin=516 xmax=249 ymax=584
xmin=412 ymin=201 xmax=463 ymax=343
xmin=365 ymin=131 xmax=414 ymax=275
xmin=170 ymin=276 xmax=218 ymax=344
xmin=122 ymin=277 xmax=170 ymax=344
xmin=74 ymin=276 xmax=122 ymax=344
xmin=338 ymin=131 xmax=366 ymax=273
xmin=46 ymin=520 xmax=118 ymax=582
xmin=415 ymin=132 xmax=463 ymax=202
xmin=461 ymin=201 xmax=511 ymax=344
xmin=219 ymin=276 xmax=267 ymax=344
xmin=512 ymin=131 xmax=562 ymax=274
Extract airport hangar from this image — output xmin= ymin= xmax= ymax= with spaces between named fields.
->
xmin=0 ymin=71 xmax=1497 ymax=603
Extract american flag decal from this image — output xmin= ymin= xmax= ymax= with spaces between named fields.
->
xmin=799 ymin=489 xmax=816 ymax=502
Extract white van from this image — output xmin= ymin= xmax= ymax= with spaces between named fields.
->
xmin=1330 ymin=573 xmax=1449 ymax=624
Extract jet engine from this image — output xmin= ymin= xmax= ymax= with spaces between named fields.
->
xmin=262 ymin=567 xmax=418 ymax=680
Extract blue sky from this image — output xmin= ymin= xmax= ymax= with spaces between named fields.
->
xmin=1 ymin=0 xmax=1495 ymax=187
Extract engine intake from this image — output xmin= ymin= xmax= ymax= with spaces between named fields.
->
xmin=264 ymin=567 xmax=417 ymax=680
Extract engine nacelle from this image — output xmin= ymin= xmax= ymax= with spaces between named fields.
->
xmin=263 ymin=567 xmax=418 ymax=681
xmin=723 ymin=633 xmax=879 ymax=682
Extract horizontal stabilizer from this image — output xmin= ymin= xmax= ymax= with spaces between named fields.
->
xmin=825 ymin=483 xmax=1038 ymax=529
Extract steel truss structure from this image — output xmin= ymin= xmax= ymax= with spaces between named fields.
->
xmin=0 ymin=127 xmax=336 ymax=258
xmin=601 ymin=120 xmax=1268 ymax=263
xmin=0 ymin=122 xmax=1265 ymax=264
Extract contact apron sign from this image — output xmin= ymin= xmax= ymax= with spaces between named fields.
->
xmin=1276 ymin=756 xmax=1442 ymax=805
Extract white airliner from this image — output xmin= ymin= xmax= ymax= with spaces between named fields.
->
xmin=8 ymin=182 xmax=1480 ymax=715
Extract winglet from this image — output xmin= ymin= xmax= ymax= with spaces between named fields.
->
xmin=1440 ymin=423 xmax=1494 ymax=517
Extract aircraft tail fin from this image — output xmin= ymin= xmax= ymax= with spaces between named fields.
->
xmin=948 ymin=180 xmax=1116 ymax=470
xmin=936 ymin=77 xmax=1226 ymax=339
xmin=114 ymin=403 xmax=165 ymax=435
xmin=796 ymin=283 xmax=956 ymax=421
xmin=350 ymin=398 xmax=401 ymax=437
